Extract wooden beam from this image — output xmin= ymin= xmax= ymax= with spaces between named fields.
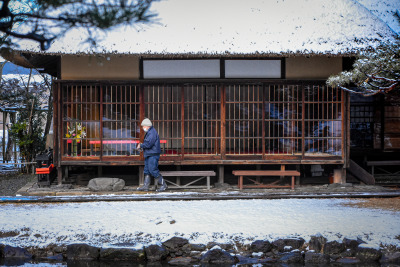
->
xmin=347 ymin=159 xmax=375 ymax=185
xmin=218 ymin=165 xmax=224 ymax=184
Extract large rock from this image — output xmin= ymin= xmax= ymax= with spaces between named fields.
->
xmin=2 ymin=245 xmax=32 ymax=259
xmin=272 ymin=238 xmax=305 ymax=252
xmin=87 ymin=178 xmax=125 ymax=191
xmin=66 ymin=244 xmax=99 ymax=260
xmin=304 ymin=252 xmax=330 ymax=264
xmin=200 ymin=248 xmax=235 ymax=264
xmin=381 ymin=251 xmax=400 ymax=263
xmin=162 ymin=237 xmax=190 ymax=257
xmin=250 ymin=240 xmax=272 ymax=253
xmin=99 ymin=248 xmax=145 ymax=261
xmin=144 ymin=244 xmax=168 ymax=262
xmin=355 ymin=247 xmax=382 ymax=262
xmin=277 ymin=251 xmax=303 ymax=263
xmin=309 ymin=235 xmax=327 ymax=253
xmin=343 ymin=238 xmax=361 ymax=250
xmin=323 ymin=241 xmax=345 ymax=255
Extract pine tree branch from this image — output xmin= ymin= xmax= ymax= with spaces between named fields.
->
xmin=0 ymin=0 xmax=157 ymax=50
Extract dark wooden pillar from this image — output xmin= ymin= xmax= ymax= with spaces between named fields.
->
xmin=181 ymin=86 xmax=185 ymax=159
xmin=54 ymin=82 xmax=62 ymax=184
xmin=221 ymin=85 xmax=226 ymax=159
xmin=2 ymin=111 xmax=6 ymax=163
xmin=97 ymin=166 xmax=103 ymax=177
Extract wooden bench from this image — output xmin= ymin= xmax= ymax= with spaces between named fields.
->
xmin=160 ymin=171 xmax=216 ymax=190
xmin=366 ymin=161 xmax=400 ymax=185
xmin=366 ymin=161 xmax=400 ymax=176
xmin=232 ymin=169 xmax=300 ymax=190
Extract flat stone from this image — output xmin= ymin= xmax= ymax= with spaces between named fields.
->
xmin=27 ymin=191 xmax=56 ymax=196
xmin=51 ymin=184 xmax=73 ymax=189
xmin=56 ymin=192 xmax=92 ymax=196
xmin=328 ymin=183 xmax=353 ymax=188
xmin=87 ymin=178 xmax=125 ymax=192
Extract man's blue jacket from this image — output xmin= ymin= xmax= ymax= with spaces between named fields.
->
xmin=141 ymin=126 xmax=161 ymax=158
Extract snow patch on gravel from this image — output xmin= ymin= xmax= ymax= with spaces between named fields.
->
xmin=0 ymin=199 xmax=399 ymax=249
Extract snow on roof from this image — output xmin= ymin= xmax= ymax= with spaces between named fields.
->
xmin=15 ymin=0 xmax=399 ymax=56
xmin=356 ymin=0 xmax=400 ymax=35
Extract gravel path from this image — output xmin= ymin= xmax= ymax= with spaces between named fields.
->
xmin=0 ymin=172 xmax=36 ymax=196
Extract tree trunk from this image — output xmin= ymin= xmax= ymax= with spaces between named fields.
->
xmin=5 ymin=113 xmax=15 ymax=162
xmin=44 ymin=83 xmax=53 ymax=137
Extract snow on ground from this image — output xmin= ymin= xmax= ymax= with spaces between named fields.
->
xmin=0 ymin=198 xmax=399 ymax=249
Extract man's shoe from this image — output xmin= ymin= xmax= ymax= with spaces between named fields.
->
xmin=137 ymin=175 xmax=151 ymax=191
xmin=156 ymin=175 xmax=168 ymax=192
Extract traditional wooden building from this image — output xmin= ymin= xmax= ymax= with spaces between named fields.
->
xmin=3 ymin=0 xmax=399 ymax=186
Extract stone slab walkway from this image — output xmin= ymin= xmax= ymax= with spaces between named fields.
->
xmin=1 ymin=181 xmax=399 ymax=203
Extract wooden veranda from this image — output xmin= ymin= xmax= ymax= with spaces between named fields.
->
xmin=53 ymin=80 xmax=349 ymax=183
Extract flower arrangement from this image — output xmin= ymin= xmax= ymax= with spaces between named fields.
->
xmin=66 ymin=123 xmax=86 ymax=140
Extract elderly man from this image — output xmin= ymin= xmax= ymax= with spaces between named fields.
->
xmin=137 ymin=118 xmax=167 ymax=192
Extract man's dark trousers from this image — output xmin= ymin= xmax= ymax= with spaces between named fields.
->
xmin=144 ymin=155 xmax=160 ymax=178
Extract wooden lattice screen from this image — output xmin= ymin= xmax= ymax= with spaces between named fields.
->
xmin=59 ymin=82 xmax=344 ymax=160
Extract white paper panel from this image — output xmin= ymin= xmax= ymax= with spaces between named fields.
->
xmin=225 ymin=60 xmax=281 ymax=78
xmin=143 ymin=60 xmax=220 ymax=79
